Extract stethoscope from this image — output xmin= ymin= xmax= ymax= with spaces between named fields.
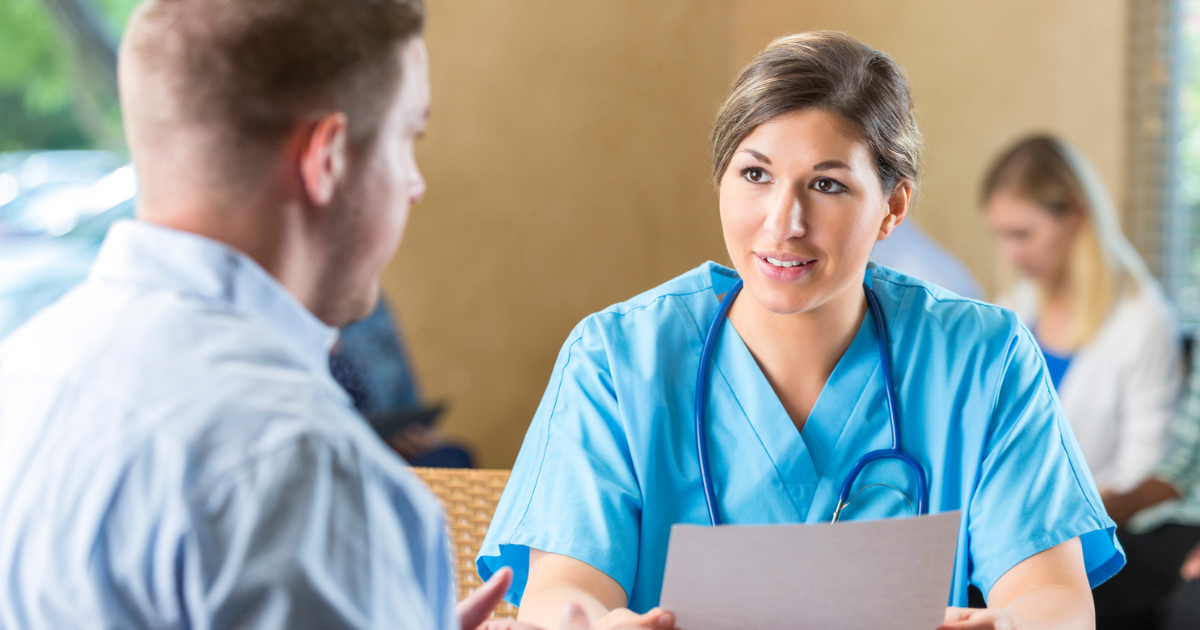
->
xmin=694 ymin=278 xmax=929 ymax=526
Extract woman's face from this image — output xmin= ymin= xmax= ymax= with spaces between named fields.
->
xmin=983 ymin=191 xmax=1079 ymax=286
xmin=719 ymin=108 xmax=908 ymax=317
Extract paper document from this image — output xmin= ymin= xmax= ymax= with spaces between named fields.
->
xmin=659 ymin=511 xmax=961 ymax=630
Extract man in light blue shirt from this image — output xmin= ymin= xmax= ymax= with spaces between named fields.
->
xmin=0 ymin=0 xmax=520 ymax=628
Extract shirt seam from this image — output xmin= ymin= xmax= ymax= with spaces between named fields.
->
xmin=505 ymin=334 xmax=586 ymax=543
xmin=504 ymin=286 xmax=711 ymax=541
xmin=871 ymin=273 xmax=1002 ymax=309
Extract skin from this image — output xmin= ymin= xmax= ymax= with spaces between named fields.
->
xmin=982 ymin=191 xmax=1083 ymax=355
xmin=1101 ymin=479 xmax=1179 ymax=529
xmin=521 ymin=109 xmax=1096 ymax=630
xmin=122 ymin=36 xmax=431 ymax=328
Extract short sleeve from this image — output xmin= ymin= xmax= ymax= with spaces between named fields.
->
xmin=178 ymin=435 xmax=456 ymax=630
xmin=967 ymin=325 xmax=1124 ymax=598
xmin=476 ymin=316 xmax=643 ymax=605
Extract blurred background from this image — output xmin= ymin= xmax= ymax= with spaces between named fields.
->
xmin=1 ymin=0 xmax=1197 ymax=468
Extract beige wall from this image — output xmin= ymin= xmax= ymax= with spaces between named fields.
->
xmin=730 ymin=0 xmax=1128 ymax=294
xmin=384 ymin=1 xmax=734 ymax=468
xmin=382 ymin=0 xmax=1128 ymax=468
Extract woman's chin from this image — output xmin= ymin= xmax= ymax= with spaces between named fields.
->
xmin=746 ymin=289 xmax=820 ymax=317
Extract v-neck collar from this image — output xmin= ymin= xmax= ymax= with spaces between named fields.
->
xmin=702 ymin=264 xmax=884 ymax=519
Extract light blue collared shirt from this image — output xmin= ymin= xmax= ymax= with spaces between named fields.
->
xmin=0 ymin=221 xmax=456 ymax=630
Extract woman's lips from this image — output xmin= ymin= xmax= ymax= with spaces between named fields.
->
xmin=755 ymin=253 xmax=816 ymax=282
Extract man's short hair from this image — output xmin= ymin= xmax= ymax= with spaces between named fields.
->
xmin=123 ymin=0 xmax=425 ymax=158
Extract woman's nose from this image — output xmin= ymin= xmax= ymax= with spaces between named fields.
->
xmin=764 ymin=190 xmax=805 ymax=241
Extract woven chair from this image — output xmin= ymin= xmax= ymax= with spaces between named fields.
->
xmin=411 ymin=467 xmax=519 ymax=620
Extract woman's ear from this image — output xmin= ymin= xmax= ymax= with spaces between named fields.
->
xmin=297 ymin=112 xmax=350 ymax=208
xmin=878 ymin=179 xmax=914 ymax=241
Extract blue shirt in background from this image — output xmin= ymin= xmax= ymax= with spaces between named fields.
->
xmin=1040 ymin=346 xmax=1074 ymax=390
xmin=0 ymin=221 xmax=456 ymax=630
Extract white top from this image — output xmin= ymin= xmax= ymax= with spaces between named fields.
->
xmin=0 ymin=221 xmax=456 ymax=630
xmin=1001 ymin=279 xmax=1183 ymax=492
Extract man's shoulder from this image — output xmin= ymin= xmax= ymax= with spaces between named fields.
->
xmin=0 ymin=274 xmax=400 ymax=502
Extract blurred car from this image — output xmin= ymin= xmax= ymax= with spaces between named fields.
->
xmin=0 ymin=150 xmax=136 ymax=339
xmin=0 ymin=151 xmax=466 ymax=466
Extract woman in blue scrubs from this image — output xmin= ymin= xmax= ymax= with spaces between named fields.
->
xmin=478 ymin=31 xmax=1122 ymax=630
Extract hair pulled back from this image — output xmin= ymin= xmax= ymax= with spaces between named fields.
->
xmin=711 ymin=31 xmax=922 ymax=194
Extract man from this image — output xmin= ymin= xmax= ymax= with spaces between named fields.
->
xmin=0 ymin=1 xmax=521 ymax=628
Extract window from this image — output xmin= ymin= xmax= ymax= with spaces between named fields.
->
xmin=0 ymin=0 xmax=137 ymax=152
xmin=1173 ymin=0 xmax=1200 ymax=327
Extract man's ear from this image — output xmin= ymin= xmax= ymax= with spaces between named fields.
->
xmin=298 ymin=112 xmax=350 ymax=207
xmin=878 ymin=179 xmax=914 ymax=241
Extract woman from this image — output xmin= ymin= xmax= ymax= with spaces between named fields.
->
xmin=479 ymin=32 xmax=1121 ymax=629
xmin=982 ymin=136 xmax=1182 ymax=494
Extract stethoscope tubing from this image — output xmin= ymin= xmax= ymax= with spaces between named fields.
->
xmin=694 ymin=277 xmax=929 ymax=526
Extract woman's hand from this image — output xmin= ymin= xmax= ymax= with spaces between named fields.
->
xmin=1181 ymin=541 xmax=1200 ymax=581
xmin=939 ymin=607 xmax=1017 ymax=630
xmin=1101 ymin=479 xmax=1179 ymax=528
xmin=560 ymin=603 xmax=675 ymax=630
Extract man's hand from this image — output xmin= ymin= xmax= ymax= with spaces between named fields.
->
xmin=560 ymin=603 xmax=676 ymax=630
xmin=939 ymin=607 xmax=1017 ymax=630
xmin=459 ymin=568 xmax=543 ymax=630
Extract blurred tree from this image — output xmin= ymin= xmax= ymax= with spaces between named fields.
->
xmin=0 ymin=0 xmax=138 ymax=152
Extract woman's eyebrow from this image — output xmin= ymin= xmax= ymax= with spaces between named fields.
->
xmin=739 ymin=148 xmax=772 ymax=164
xmin=813 ymin=160 xmax=851 ymax=171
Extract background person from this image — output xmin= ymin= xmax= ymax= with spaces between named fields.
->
xmin=982 ymin=135 xmax=1183 ymax=493
xmin=869 ymin=221 xmax=985 ymax=300
xmin=0 ymin=0 xmax=505 ymax=628
xmin=1091 ymin=344 xmax=1200 ymax=630
xmin=478 ymin=31 xmax=1119 ymax=630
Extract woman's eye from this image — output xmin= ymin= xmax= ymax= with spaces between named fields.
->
xmin=813 ymin=177 xmax=847 ymax=194
xmin=741 ymin=167 xmax=772 ymax=184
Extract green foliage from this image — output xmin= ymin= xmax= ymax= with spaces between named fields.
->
xmin=0 ymin=0 xmax=76 ymax=115
xmin=1179 ymin=12 xmax=1200 ymax=207
xmin=0 ymin=0 xmax=140 ymax=151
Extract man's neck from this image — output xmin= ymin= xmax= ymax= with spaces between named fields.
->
xmin=137 ymin=196 xmax=328 ymax=321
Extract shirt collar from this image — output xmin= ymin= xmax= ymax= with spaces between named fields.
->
xmin=90 ymin=220 xmax=340 ymax=375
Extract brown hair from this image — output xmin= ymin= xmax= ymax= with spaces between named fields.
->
xmin=711 ymin=31 xmax=922 ymax=193
xmin=122 ymin=0 xmax=425 ymax=158
xmin=983 ymin=135 xmax=1157 ymax=347
xmin=982 ymin=136 xmax=1082 ymax=214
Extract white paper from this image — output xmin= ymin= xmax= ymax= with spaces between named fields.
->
xmin=659 ymin=511 xmax=961 ymax=630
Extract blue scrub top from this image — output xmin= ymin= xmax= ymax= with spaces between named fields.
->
xmin=477 ymin=262 xmax=1122 ymax=611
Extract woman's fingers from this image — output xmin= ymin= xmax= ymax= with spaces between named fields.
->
xmin=477 ymin=621 xmax=545 ymax=630
xmin=458 ymin=567 xmax=514 ymax=630
xmin=648 ymin=609 xmax=675 ymax=628
xmin=586 ymin=607 xmax=677 ymax=630
xmin=938 ymin=606 xmax=1016 ymax=630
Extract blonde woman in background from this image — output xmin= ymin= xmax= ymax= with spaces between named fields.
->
xmin=481 ymin=34 xmax=1121 ymax=630
xmin=983 ymin=135 xmax=1183 ymax=495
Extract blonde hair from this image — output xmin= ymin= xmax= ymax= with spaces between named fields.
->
xmin=711 ymin=31 xmax=923 ymax=192
xmin=983 ymin=135 xmax=1158 ymax=348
